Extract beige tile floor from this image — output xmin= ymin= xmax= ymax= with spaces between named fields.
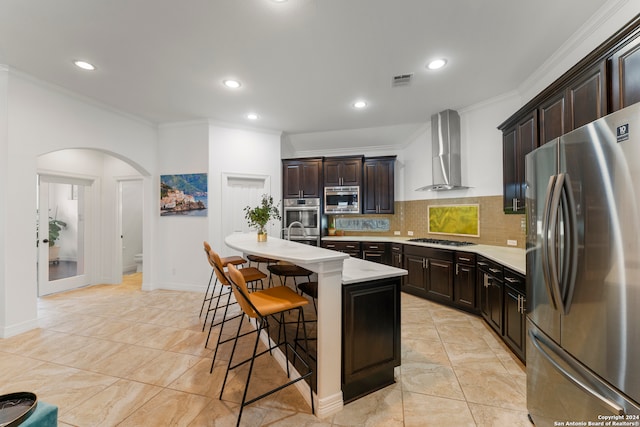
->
xmin=0 ymin=273 xmax=530 ymax=426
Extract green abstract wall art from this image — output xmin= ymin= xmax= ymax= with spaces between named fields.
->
xmin=428 ymin=204 xmax=480 ymax=237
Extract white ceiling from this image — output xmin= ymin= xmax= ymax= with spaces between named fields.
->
xmin=0 ymin=0 xmax=612 ymax=144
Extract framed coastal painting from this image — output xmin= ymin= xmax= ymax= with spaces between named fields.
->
xmin=428 ymin=204 xmax=479 ymax=237
xmin=160 ymin=173 xmax=208 ymax=217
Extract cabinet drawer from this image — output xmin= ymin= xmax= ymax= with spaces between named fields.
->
xmin=322 ymin=241 xmax=361 ymax=258
xmin=455 ymin=251 xmax=476 ymax=265
xmin=362 ymin=242 xmax=385 ymax=251
xmin=476 ymin=255 xmax=504 ymax=280
xmin=390 ymin=243 xmax=403 ymax=253
xmin=503 ymin=267 xmax=525 ymax=294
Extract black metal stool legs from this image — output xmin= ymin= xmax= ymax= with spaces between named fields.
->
xmin=218 ymin=307 xmax=314 ymax=426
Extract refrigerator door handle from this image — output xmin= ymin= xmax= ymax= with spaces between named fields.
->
xmin=529 ymin=329 xmax=625 ymax=416
xmin=548 ymin=173 xmax=567 ymax=314
xmin=541 ymin=174 xmax=559 ymax=309
xmin=560 ymin=173 xmax=579 ymax=315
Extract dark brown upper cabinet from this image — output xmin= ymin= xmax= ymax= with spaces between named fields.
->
xmin=323 ymin=156 xmax=363 ymax=187
xmin=362 ymin=156 xmax=395 ymax=214
xmin=566 ymin=61 xmax=606 ymax=130
xmin=282 ymin=158 xmax=322 ymax=199
xmin=503 ymin=111 xmax=537 ymax=214
xmin=610 ymin=35 xmax=640 ymax=111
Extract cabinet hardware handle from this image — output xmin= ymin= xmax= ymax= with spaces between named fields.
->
xmin=513 ymin=198 xmax=519 ymax=212
xmin=456 ymin=264 xmax=459 ymax=275
xmin=369 ymin=245 xmax=378 ymax=249
xmin=346 ymin=245 xmax=355 ymax=249
xmin=477 ymin=262 xmax=488 ymax=266
xmin=489 ymin=268 xmax=501 ymax=274
xmin=459 ymin=257 xmax=470 ymax=262
xmin=517 ymin=295 xmax=521 ymax=313
xmin=505 ymin=277 xmax=519 ymax=283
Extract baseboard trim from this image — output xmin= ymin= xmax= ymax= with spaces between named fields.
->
xmin=1 ymin=318 xmax=39 ymax=339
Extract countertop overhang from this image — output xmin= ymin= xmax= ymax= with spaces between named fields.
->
xmin=224 ymin=233 xmax=407 ymax=284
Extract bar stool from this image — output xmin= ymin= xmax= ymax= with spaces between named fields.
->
xmin=297 ymin=281 xmax=318 ymax=313
xmin=219 ymin=263 xmax=314 ymax=427
xmin=200 ymin=241 xmax=246 ymax=329
xmin=205 ymin=249 xmax=267 ymax=350
xmin=267 ymin=262 xmax=313 ymax=289
xmin=246 ymin=254 xmax=278 ymax=271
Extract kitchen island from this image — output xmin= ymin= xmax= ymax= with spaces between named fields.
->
xmin=224 ymin=232 xmax=407 ymax=417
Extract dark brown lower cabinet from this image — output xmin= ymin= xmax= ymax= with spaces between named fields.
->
xmin=342 ymin=277 xmax=401 ymax=403
xmin=402 ymin=245 xmax=454 ymax=302
xmin=502 ymin=269 xmax=526 ymax=361
xmin=478 ymin=256 xmax=504 ymax=335
xmin=454 ymin=252 xmax=477 ymax=312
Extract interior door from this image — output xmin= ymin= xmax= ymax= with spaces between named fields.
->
xmin=220 ymin=173 xmax=272 ymax=254
xmin=38 ymin=175 xmax=92 ymax=296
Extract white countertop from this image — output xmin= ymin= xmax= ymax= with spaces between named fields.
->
xmin=342 ymin=257 xmax=407 ymax=285
xmin=225 ymin=233 xmax=407 ymax=284
xmin=323 ymin=236 xmax=526 ymax=274
xmin=226 ymin=232 xmax=348 ymax=265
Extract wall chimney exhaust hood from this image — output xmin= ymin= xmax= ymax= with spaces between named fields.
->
xmin=416 ymin=109 xmax=469 ymax=191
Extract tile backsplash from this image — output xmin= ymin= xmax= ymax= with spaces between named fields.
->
xmin=328 ymin=195 xmax=526 ymax=248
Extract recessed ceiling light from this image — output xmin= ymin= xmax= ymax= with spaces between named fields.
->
xmin=74 ymin=60 xmax=96 ymax=71
xmin=247 ymin=113 xmax=259 ymax=120
xmin=427 ymin=58 xmax=447 ymax=70
xmin=223 ymin=79 xmax=241 ymax=89
xmin=272 ymin=0 xmax=287 ymax=2
xmin=353 ymin=100 xmax=367 ymax=109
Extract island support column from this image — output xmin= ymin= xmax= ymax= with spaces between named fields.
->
xmin=312 ymin=259 xmax=345 ymax=417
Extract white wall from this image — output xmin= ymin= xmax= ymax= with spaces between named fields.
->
xmin=156 ymin=121 xmax=210 ymax=291
xmin=208 ymin=124 xmax=282 ymax=257
xmin=0 ymin=66 xmax=9 ymax=332
xmin=1 ymin=70 xmax=157 ymax=337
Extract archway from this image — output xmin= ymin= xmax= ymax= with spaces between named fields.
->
xmin=37 ymin=148 xmax=149 ymax=293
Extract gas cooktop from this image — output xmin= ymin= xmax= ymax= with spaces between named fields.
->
xmin=408 ymin=238 xmax=476 ymax=247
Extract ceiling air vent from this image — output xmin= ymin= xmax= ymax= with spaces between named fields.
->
xmin=392 ymin=73 xmax=413 ymax=87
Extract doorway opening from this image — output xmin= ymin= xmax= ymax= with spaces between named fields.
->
xmin=37 ymin=148 xmax=149 ymax=295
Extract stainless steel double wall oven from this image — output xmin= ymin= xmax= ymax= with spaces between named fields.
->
xmin=282 ymin=198 xmax=321 ymax=246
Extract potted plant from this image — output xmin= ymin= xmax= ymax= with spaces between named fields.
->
xmin=48 ymin=216 xmax=67 ymax=263
xmin=328 ymin=217 xmax=336 ymax=236
xmin=244 ymin=194 xmax=281 ymax=241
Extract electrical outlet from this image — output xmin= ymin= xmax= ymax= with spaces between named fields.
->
xmin=394 ymin=231 xmax=401 ymax=236
xmin=507 ymin=240 xmax=517 ymax=246
xmin=521 ymin=217 xmax=526 ymax=231
xmin=407 ymin=231 xmax=414 ymax=236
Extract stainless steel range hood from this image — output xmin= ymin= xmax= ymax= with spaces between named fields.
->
xmin=416 ymin=109 xmax=468 ymax=191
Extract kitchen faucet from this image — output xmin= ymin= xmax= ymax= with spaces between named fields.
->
xmin=286 ymin=221 xmax=306 ymax=240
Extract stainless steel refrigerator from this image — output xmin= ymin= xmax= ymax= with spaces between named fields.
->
xmin=526 ymin=103 xmax=640 ymax=425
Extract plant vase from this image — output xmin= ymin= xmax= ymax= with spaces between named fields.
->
xmin=257 ymin=229 xmax=267 ymax=242
xmin=49 ymin=245 xmax=60 ymax=264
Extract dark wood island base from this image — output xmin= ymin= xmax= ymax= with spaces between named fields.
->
xmin=342 ymin=276 xmax=401 ymax=403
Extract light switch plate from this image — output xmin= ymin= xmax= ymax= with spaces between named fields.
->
xmin=507 ymin=239 xmax=517 ymax=246
xmin=394 ymin=231 xmax=401 ymax=236
xmin=407 ymin=231 xmax=414 ymax=236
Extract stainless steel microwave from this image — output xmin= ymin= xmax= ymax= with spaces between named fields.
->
xmin=324 ymin=186 xmax=360 ymax=214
